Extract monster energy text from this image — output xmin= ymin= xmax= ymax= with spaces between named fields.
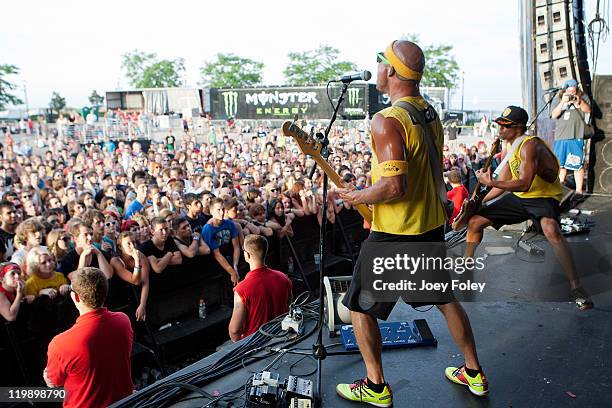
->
xmin=244 ymin=91 xmax=319 ymax=106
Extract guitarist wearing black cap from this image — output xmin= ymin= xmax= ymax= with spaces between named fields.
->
xmin=465 ymin=105 xmax=593 ymax=310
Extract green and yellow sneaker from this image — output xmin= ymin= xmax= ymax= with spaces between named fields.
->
xmin=336 ymin=378 xmax=393 ymax=407
xmin=445 ymin=365 xmax=489 ymax=397
xmin=570 ymin=287 xmax=594 ymax=310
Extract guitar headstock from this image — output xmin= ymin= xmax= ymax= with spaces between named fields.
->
xmin=489 ymin=137 xmax=502 ymax=157
xmin=281 ymin=120 xmax=323 ymax=158
xmin=481 ymin=137 xmax=503 ymax=173
xmin=491 ymin=137 xmax=502 ymax=154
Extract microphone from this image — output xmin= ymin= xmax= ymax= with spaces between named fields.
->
xmin=338 ymin=70 xmax=372 ymax=83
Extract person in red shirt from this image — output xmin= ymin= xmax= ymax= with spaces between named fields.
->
xmin=44 ymin=267 xmax=133 ymax=408
xmin=229 ymin=235 xmax=292 ymax=341
xmin=446 ymin=169 xmax=469 ymax=224
xmin=0 ymin=262 xmax=25 ymax=321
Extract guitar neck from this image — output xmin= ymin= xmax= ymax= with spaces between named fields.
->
xmin=470 ymin=140 xmax=500 ymax=200
xmin=311 ymin=156 xmax=373 ymax=223
xmin=312 ymin=156 xmax=345 ymax=188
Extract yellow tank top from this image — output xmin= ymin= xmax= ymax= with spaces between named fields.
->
xmin=24 ymin=272 xmax=68 ymax=297
xmin=371 ymin=96 xmax=447 ymax=235
xmin=509 ymin=136 xmax=563 ymax=201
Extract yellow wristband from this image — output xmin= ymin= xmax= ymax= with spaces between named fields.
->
xmin=379 ymin=160 xmax=408 ymax=177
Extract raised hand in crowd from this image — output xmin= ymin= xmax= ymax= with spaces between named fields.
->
xmin=80 ymin=244 xmax=95 ymax=260
xmin=299 ymin=188 xmax=318 ymax=215
xmin=17 ymin=279 xmax=25 ymax=298
xmin=59 ymin=284 xmax=70 ymax=296
xmin=78 ymin=244 xmax=113 ymax=279
xmin=280 ymin=218 xmax=294 ymax=239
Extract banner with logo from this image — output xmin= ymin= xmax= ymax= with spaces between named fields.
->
xmin=210 ymin=84 xmax=388 ymax=120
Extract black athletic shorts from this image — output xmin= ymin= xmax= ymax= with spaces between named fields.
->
xmin=342 ymin=226 xmax=454 ymax=320
xmin=479 ymin=193 xmax=560 ymax=230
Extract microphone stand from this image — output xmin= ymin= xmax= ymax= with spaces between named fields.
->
xmin=528 ymin=91 xmax=556 ymax=134
xmin=298 ymin=81 xmax=350 ymax=407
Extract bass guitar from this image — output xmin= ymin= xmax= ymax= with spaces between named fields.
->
xmin=451 ymin=138 xmax=501 ymax=231
xmin=281 ymin=119 xmax=373 ymax=224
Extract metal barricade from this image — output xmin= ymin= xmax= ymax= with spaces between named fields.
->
xmin=57 ymin=120 xmax=151 ymax=145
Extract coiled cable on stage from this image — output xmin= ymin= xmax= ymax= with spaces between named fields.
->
xmin=114 ymin=300 xmax=320 ymax=408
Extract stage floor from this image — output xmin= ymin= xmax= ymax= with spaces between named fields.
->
xmin=114 ymin=195 xmax=612 ymax=407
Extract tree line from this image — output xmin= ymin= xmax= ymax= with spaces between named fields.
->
xmin=122 ymin=41 xmax=459 ymax=89
xmin=0 ymin=38 xmax=459 ymax=112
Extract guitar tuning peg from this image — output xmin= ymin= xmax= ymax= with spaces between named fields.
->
xmin=293 ymin=114 xmax=299 ymax=123
xmin=301 ymin=119 xmax=307 ymax=128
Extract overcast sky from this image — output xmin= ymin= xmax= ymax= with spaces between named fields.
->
xmin=1 ymin=0 xmax=610 ymax=112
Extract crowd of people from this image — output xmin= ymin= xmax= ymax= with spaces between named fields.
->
xmin=0 ymin=116 xmax=495 ymax=325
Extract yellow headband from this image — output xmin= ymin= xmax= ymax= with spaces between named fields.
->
xmin=384 ymin=41 xmax=423 ymax=81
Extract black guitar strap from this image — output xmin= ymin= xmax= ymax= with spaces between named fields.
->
xmin=393 ymin=100 xmax=452 ymax=219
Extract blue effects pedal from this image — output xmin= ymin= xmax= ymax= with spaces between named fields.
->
xmin=340 ymin=319 xmax=437 ymax=351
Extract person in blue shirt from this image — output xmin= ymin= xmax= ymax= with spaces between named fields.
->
xmin=201 ymin=198 xmax=240 ymax=285
xmin=102 ymin=136 xmax=116 ymax=154
xmin=124 ymin=182 xmax=148 ymax=220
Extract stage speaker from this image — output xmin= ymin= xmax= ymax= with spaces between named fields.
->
xmin=323 ymin=276 xmax=352 ymax=337
xmin=535 ymin=31 xmax=570 ymax=62
xmin=538 ymin=59 xmax=574 ymax=90
xmin=535 ymin=1 xmax=569 ymax=36
xmin=535 ymin=0 xmax=584 ymax=91
xmin=591 ymin=75 xmax=612 ymax=194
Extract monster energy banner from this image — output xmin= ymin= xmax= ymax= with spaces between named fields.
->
xmin=210 ymin=84 xmax=388 ymax=120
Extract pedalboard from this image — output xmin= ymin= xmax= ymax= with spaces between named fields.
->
xmin=281 ymin=308 xmax=304 ymax=335
xmin=285 ymin=375 xmax=313 ymax=400
xmin=518 ymin=240 xmax=545 ymax=256
xmin=288 ymin=398 xmax=311 ymax=408
xmin=340 ymin=319 xmax=437 ymax=351
xmin=248 ymin=372 xmax=281 ymax=406
xmin=560 ymin=216 xmax=593 ymax=236
xmin=247 ymin=371 xmax=313 ymax=408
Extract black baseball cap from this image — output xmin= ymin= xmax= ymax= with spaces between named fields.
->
xmin=494 ymin=106 xmax=528 ymax=127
